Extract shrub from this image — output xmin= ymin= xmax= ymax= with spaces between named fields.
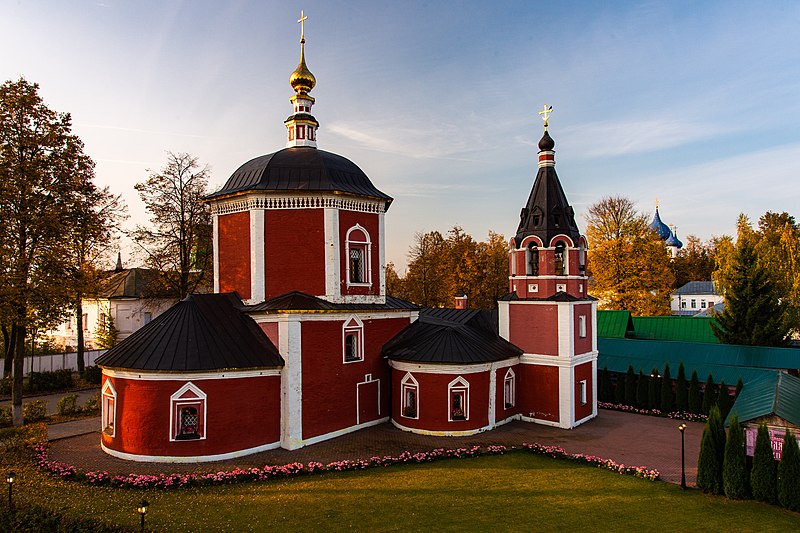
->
xmin=717 ymin=380 xmax=731 ymax=420
xmin=697 ymin=406 xmax=725 ymax=494
xmin=778 ymin=430 xmax=800 ymax=511
xmin=660 ymin=363 xmax=673 ymax=412
xmin=751 ymin=422 xmax=778 ymax=503
xmin=0 ymin=423 xmax=47 ymax=457
xmin=0 ymin=405 xmax=11 ymax=427
xmin=648 ymin=368 xmax=659 ymax=409
xmin=0 ymin=502 xmax=129 ymax=532
xmin=600 ymin=366 xmax=613 ymax=403
xmin=675 ymin=362 xmax=688 ymax=411
xmin=23 ymin=399 xmax=48 ymax=422
xmin=688 ymin=370 xmax=701 ymax=414
xmin=57 ymin=394 xmax=79 ymax=416
xmin=702 ymin=373 xmax=716 ymax=415
xmin=723 ymin=416 xmax=749 ymax=499
xmin=624 ymin=365 xmax=637 ymax=406
xmin=82 ymin=365 xmax=103 ymax=384
xmin=26 ymin=369 xmax=74 ymax=393
xmin=636 ymin=371 xmax=648 ymax=408
xmin=0 ymin=376 xmax=12 ymax=395
xmin=82 ymin=393 xmax=101 ymax=413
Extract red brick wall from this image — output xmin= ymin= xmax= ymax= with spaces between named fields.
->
xmin=101 ymin=374 xmax=281 ymax=457
xmin=509 ymin=303 xmax=559 ymax=355
xmin=339 ymin=211 xmax=380 ymax=296
xmin=301 ymin=316 xmax=410 ymax=440
xmin=218 ymin=212 xmax=251 ymax=299
xmin=574 ymin=303 xmax=593 ymax=354
xmin=574 ymin=361 xmax=594 ymax=421
xmin=264 ymin=209 xmax=325 ymax=298
xmin=518 ymin=364 xmax=559 ymax=422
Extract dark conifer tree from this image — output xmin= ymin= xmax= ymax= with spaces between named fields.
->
xmin=660 ymin=363 xmax=673 ymax=412
xmin=688 ymin=370 xmax=701 ymax=414
xmin=702 ymin=373 xmax=717 ymax=415
xmin=675 ymin=362 xmax=688 ymax=411
xmin=648 ymin=368 xmax=660 ymax=409
xmin=751 ymin=423 xmax=778 ymax=503
xmin=636 ymin=370 xmax=648 ymax=408
xmin=624 ymin=365 xmax=637 ymax=406
xmin=723 ymin=416 xmax=749 ymax=499
xmin=697 ymin=406 xmax=725 ymax=494
xmin=778 ymin=431 xmax=800 ymax=511
xmin=735 ymin=377 xmax=744 ymax=399
xmin=614 ymin=373 xmax=625 ymax=404
xmin=717 ymin=381 xmax=731 ymax=420
xmin=600 ymin=366 xmax=613 ymax=402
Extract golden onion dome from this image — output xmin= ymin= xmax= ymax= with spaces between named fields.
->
xmin=289 ymin=41 xmax=316 ymax=95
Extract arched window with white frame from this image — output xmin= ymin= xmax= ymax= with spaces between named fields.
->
xmin=170 ymin=382 xmax=207 ymax=441
xmin=101 ymin=379 xmax=117 ymax=437
xmin=342 ymin=316 xmax=364 ymax=363
xmin=345 ymin=225 xmax=372 ymax=286
xmin=400 ymin=372 xmax=419 ymax=419
xmin=504 ymin=368 xmax=516 ymax=409
xmin=448 ymin=376 xmax=470 ymax=421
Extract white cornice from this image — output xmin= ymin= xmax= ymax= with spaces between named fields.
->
xmin=102 ymin=368 xmax=281 ymax=380
xmin=209 ymin=192 xmax=385 ymax=216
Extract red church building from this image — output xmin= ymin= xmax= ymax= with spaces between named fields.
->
xmin=96 ymin=18 xmax=597 ymax=462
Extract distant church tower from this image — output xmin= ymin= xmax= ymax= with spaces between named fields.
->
xmin=498 ymin=106 xmax=597 ymax=428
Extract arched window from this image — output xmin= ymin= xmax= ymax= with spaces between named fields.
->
xmin=448 ymin=377 xmax=470 ymax=422
xmin=401 ymin=373 xmax=419 ymax=419
xmin=170 ymin=382 xmax=207 ymax=441
xmin=345 ymin=225 xmax=372 ymax=286
xmin=504 ymin=368 xmax=515 ymax=409
xmin=101 ymin=379 xmax=117 ymax=437
xmin=579 ymin=241 xmax=587 ymax=275
xmin=342 ymin=316 xmax=364 ymax=363
xmin=526 ymin=243 xmax=539 ymax=276
xmin=554 ymin=241 xmax=566 ymax=276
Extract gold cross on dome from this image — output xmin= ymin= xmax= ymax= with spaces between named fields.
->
xmin=298 ymin=10 xmax=308 ymax=40
xmin=538 ymin=104 xmax=553 ymax=128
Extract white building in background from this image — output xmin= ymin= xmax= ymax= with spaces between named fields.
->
xmin=671 ymin=281 xmax=724 ymax=316
xmin=45 ymin=267 xmax=175 ymax=350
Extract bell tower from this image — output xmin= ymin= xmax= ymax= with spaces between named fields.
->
xmin=498 ymin=105 xmax=597 ymax=429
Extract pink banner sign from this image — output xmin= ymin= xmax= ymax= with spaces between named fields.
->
xmin=745 ymin=426 xmax=798 ymax=461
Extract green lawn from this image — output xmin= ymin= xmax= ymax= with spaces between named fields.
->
xmin=9 ymin=452 xmax=800 ymax=532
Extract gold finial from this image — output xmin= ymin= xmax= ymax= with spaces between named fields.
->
xmin=655 ymin=198 xmax=659 ymax=209
xmin=298 ymin=10 xmax=307 ymax=42
xmin=538 ymin=104 xmax=553 ymax=129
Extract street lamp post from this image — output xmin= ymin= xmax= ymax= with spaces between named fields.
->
xmin=6 ymin=471 xmax=16 ymax=510
xmin=678 ymin=424 xmax=687 ymax=489
xmin=137 ymin=499 xmax=149 ymax=532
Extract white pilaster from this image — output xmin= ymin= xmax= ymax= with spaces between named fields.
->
xmin=250 ymin=209 xmax=266 ymax=303
xmin=280 ymin=318 xmax=303 ymax=449
xmin=558 ymin=365 xmax=572 ymax=428
xmin=378 ymin=212 xmax=386 ymax=298
xmin=591 ymin=301 xmax=598 ymax=353
xmin=488 ymin=364 xmax=497 ymax=428
xmin=557 ymin=302 xmax=574 ymax=358
xmin=212 ymin=214 xmax=219 ymax=292
xmin=324 ymin=207 xmax=341 ymax=301
xmin=497 ymin=301 xmax=510 ymax=341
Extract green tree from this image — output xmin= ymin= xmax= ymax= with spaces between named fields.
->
xmin=402 ymin=230 xmax=449 ymax=307
xmin=702 ymin=373 xmax=716 ymax=415
xmin=624 ymin=365 xmax=637 ymax=406
xmin=648 ymin=368 xmax=660 ymax=409
xmin=131 ymin=152 xmax=212 ymax=300
xmin=750 ymin=423 xmax=778 ymax=503
xmin=711 ymin=217 xmax=791 ymax=346
xmin=93 ymin=313 xmax=118 ymax=349
xmin=777 ymin=430 xmax=800 ymax=511
xmin=735 ymin=377 xmax=744 ymax=399
xmin=586 ymin=196 xmax=675 ymax=315
xmin=614 ymin=373 xmax=625 ymax=404
xmin=688 ymin=370 xmax=701 ymax=414
xmin=660 ymin=363 xmax=673 ymax=412
xmin=723 ymin=416 xmax=749 ymax=499
xmin=716 ymin=381 xmax=731 ymax=420
xmin=636 ymin=370 xmax=648 ymax=408
xmin=600 ymin=366 xmax=613 ymax=403
xmin=671 ymin=234 xmax=716 ymax=289
xmin=0 ymin=78 xmax=96 ymax=425
xmin=675 ymin=362 xmax=688 ymax=411
xmin=697 ymin=406 xmax=726 ymax=494
xmin=384 ymin=261 xmax=405 ymax=299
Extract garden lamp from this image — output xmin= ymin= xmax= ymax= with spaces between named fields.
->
xmin=678 ymin=424 xmax=687 ymax=489
xmin=6 ymin=471 xmax=15 ymax=510
xmin=137 ymin=499 xmax=149 ymax=532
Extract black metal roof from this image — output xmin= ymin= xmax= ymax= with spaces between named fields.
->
xmin=246 ymin=290 xmax=419 ymax=313
xmin=95 ymin=293 xmax=283 ymax=371
xmin=207 ymin=147 xmax=392 ymax=206
xmin=514 ymin=132 xmax=582 ymax=246
xmin=382 ymin=308 xmax=522 ymax=364
xmin=98 ymin=268 xmax=178 ymax=299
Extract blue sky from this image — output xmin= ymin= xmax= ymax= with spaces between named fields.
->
xmin=2 ymin=1 xmax=799 ymax=270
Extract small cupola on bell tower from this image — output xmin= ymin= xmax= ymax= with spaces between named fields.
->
xmin=285 ymin=10 xmax=319 ymax=148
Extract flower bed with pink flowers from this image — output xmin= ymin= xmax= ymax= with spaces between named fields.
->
xmin=598 ymin=402 xmax=708 ymax=423
xmin=34 ymin=442 xmax=659 ymax=490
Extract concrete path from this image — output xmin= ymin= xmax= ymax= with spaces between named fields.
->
xmin=47 ymin=410 xmax=703 ymax=486
xmin=48 ymin=417 xmax=100 ymax=440
xmin=1 ymin=387 xmax=100 ymax=416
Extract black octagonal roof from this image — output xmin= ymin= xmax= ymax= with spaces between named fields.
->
xmin=207 ymin=147 xmax=392 ymax=205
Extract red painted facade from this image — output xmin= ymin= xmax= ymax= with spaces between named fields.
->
xmin=101 ymin=373 xmax=281 ymax=458
xmin=508 ymin=304 xmax=558 ymax=355
xmin=574 ymin=361 xmax=594 ymax=422
xmin=495 ymin=365 xmax=521 ymax=422
xmin=338 ymin=210 xmax=380 ymax=297
xmin=519 ymin=364 xmax=560 ymax=422
xmin=218 ymin=212 xmax=251 ymax=299
xmin=573 ymin=303 xmax=593 ymax=354
xmin=265 ymin=209 xmax=326 ymax=299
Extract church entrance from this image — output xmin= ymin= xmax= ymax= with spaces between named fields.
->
xmin=356 ymin=375 xmax=380 ymax=425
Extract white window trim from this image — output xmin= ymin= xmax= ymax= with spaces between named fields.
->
xmin=345 ymin=224 xmax=372 ymax=288
xmin=342 ymin=315 xmax=365 ymax=364
xmin=400 ymin=372 xmax=419 ymax=420
xmin=448 ymin=376 xmax=470 ymax=422
xmin=579 ymin=379 xmax=588 ymax=405
xmin=169 ymin=382 xmax=208 ymax=442
xmin=503 ymin=368 xmax=515 ymax=409
xmin=579 ymin=315 xmax=587 ymax=338
xmin=101 ymin=379 xmax=117 ymax=437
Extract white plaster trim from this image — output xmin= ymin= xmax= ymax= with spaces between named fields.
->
xmin=250 ymin=310 xmax=412 ymax=322
xmin=209 ymin=193 xmax=385 ymax=216
xmin=495 ymin=414 xmax=519 ymax=427
xmin=400 ymin=372 xmax=419 ymax=420
xmin=280 ymin=318 xmax=303 ymax=450
xmin=519 ymin=415 xmax=562 ymax=428
xmin=519 ymin=351 xmax=597 ymax=368
xmin=342 ymin=315 xmax=365 ymax=364
xmin=574 ymin=410 xmax=597 ymax=427
xmin=559 ymin=365 xmax=572 ymax=429
xmin=448 ymin=376 xmax=470 ymax=422
xmin=497 ymin=301 xmax=510 ymax=341
xmin=169 ymin=382 xmax=208 ymax=442
xmin=101 ymin=440 xmax=281 ymax=463
xmin=389 ymin=360 xmax=492 ymax=374
xmin=101 ymin=379 xmax=117 ymax=438
xmin=298 ymin=416 xmax=389 ymax=448
xmin=557 ymin=303 xmax=573 ymax=358
xmin=355 ymin=374 xmax=381 ymax=425
xmin=591 ymin=301 xmax=598 ymax=353
xmin=488 ymin=366 xmax=497 ymax=427
xmin=212 ymin=214 xmax=219 ymax=293
xmin=503 ymin=368 xmax=516 ymax=409
xmin=101 ymin=368 xmax=281 ymax=380
xmin=324 ymin=207 xmax=341 ymax=301
xmin=391 ymin=419 xmax=493 ymax=437
xmin=249 ymin=209 xmax=266 ymax=304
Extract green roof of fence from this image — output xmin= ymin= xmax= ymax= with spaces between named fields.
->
xmin=596 ymin=310 xmax=634 ymax=339
xmin=725 ymin=372 xmax=800 ymax=427
xmin=630 ymin=316 xmax=720 ymax=344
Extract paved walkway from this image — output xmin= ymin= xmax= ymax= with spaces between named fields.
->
xmin=1 ymin=387 xmax=100 ymax=416
xmin=47 ymin=410 xmax=703 ymax=485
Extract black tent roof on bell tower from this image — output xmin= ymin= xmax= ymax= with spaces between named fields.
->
xmin=513 ymin=131 xmax=581 ymax=247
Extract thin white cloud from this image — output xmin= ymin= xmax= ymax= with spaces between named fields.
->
xmin=76 ymin=122 xmax=217 ymax=140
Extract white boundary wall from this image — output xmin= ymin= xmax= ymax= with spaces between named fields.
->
xmin=1 ymin=350 xmax=107 ymax=377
